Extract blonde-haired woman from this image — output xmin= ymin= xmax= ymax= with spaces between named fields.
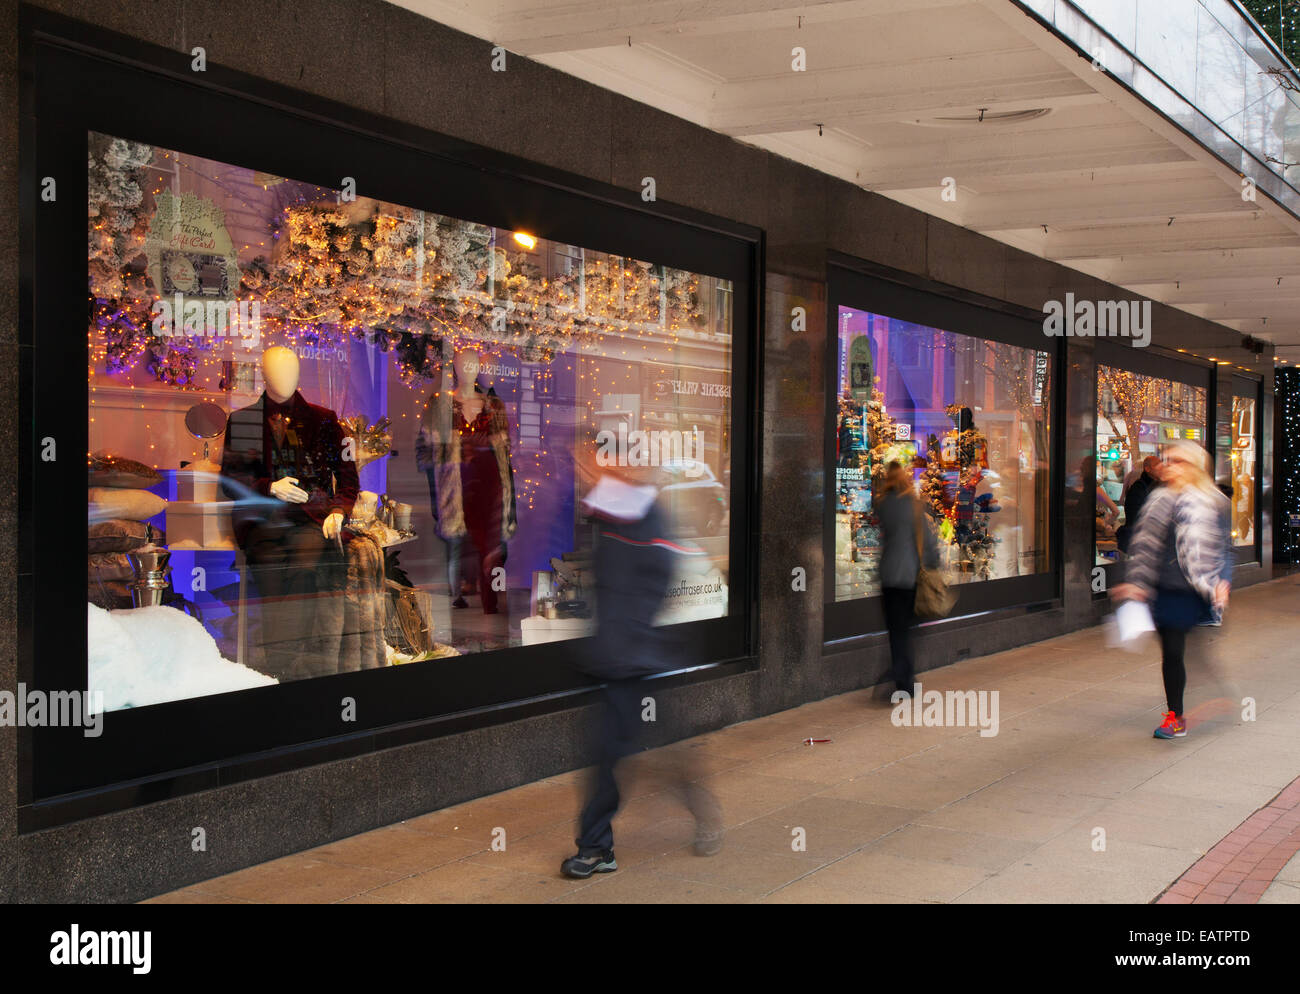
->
xmin=1112 ymin=440 xmax=1230 ymax=739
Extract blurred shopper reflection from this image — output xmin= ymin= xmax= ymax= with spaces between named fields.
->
xmin=1117 ymin=454 xmax=1162 ymax=555
xmin=875 ymin=461 xmax=939 ymax=699
xmin=561 ymin=459 xmax=723 ymax=879
xmin=1111 ymin=441 xmax=1230 ymax=740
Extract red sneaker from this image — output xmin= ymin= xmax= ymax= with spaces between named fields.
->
xmin=1154 ymin=710 xmax=1186 ymax=739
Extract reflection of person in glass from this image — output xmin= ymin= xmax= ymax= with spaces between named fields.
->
xmin=1080 ymin=454 xmax=1121 ymax=559
xmin=560 ymin=451 xmax=723 ymax=879
xmin=417 ymin=349 xmax=517 ymax=615
xmin=220 ymin=346 xmax=360 ymax=680
xmin=837 ymin=396 xmax=861 ymax=469
xmin=1117 ymin=454 xmax=1161 ymax=554
xmin=1111 ymin=441 xmax=1230 ymax=740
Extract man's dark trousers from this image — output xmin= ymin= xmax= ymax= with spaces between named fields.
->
xmin=576 ymin=679 xmax=645 ymax=854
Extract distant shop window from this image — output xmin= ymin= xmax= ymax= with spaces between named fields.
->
xmin=1094 ymin=364 xmax=1208 ymax=566
xmin=1229 ymin=391 xmax=1258 ymax=550
xmin=832 ymin=307 xmax=1053 ymax=602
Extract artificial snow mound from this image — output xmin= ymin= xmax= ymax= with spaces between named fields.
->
xmin=88 ymin=602 xmax=276 ymax=712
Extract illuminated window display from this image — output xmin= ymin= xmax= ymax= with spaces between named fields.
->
xmin=1230 ymin=392 xmax=1257 ymax=548
xmin=86 ymin=132 xmax=733 ymax=710
xmin=1094 ymin=364 xmax=1208 ymax=565
xmin=832 ymin=307 xmax=1052 ymax=601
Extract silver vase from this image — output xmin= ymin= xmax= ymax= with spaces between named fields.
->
xmin=127 ymin=548 xmax=172 ymax=608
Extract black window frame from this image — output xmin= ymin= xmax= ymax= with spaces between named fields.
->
xmin=19 ymin=7 xmax=762 ymax=827
xmin=823 ymin=257 xmax=1064 ymax=644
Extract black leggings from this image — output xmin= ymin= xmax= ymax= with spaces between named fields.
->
xmin=1157 ymin=625 xmax=1187 ymax=717
xmin=881 ymin=586 xmax=917 ymax=692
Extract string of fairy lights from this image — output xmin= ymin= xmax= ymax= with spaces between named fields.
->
xmin=1280 ymin=367 xmax=1300 ymax=561
xmin=87 ymin=141 xmax=735 ymax=509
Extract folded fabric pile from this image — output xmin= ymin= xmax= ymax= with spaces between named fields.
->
xmin=87 ymin=452 xmax=167 ymax=609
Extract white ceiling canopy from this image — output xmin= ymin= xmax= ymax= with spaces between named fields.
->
xmin=396 ymin=0 xmax=1300 ymax=365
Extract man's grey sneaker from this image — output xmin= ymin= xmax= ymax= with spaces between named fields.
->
xmin=561 ymin=850 xmax=617 ymax=879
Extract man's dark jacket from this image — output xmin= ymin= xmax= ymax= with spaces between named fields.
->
xmin=220 ymin=390 xmax=360 ymax=546
xmin=583 ymin=501 xmax=701 ymax=680
xmin=1119 ymin=470 xmax=1159 ymax=553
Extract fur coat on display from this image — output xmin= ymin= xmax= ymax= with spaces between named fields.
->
xmin=340 ymin=532 xmax=387 ymax=674
xmin=416 ymin=381 xmax=518 ymax=543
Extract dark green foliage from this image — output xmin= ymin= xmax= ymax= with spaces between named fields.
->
xmin=1241 ymin=0 xmax=1300 ymax=65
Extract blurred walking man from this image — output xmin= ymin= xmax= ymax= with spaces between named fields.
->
xmin=561 ymin=461 xmax=723 ymax=879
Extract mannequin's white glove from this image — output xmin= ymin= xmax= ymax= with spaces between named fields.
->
xmin=270 ymin=476 xmax=309 ymax=503
xmin=323 ymin=512 xmax=344 ymax=541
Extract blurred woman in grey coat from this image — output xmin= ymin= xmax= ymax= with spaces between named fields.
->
xmin=876 ymin=461 xmax=940 ymax=698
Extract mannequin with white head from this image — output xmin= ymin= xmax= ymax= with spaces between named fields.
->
xmin=454 ymin=348 xmax=484 ymax=423
xmin=415 ymin=343 xmax=517 ymax=615
xmin=262 ymin=346 xmax=300 ymax=405
xmin=219 ymin=343 xmax=364 ymax=680
xmin=259 ymin=345 xmax=343 ymax=539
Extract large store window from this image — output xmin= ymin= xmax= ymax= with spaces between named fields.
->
xmin=1094 ymin=363 xmax=1208 ymax=566
xmin=827 ymin=279 xmax=1054 ymax=626
xmin=24 ymin=26 xmax=757 ymax=809
xmin=84 ymin=133 xmax=734 ymax=711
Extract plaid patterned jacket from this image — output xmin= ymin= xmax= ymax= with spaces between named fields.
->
xmin=1124 ymin=486 xmax=1229 ymax=604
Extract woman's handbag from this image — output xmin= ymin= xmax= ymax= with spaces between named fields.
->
xmin=912 ymin=500 xmax=956 ymax=619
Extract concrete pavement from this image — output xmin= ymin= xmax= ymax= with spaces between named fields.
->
xmin=149 ymin=573 xmax=1300 ymax=904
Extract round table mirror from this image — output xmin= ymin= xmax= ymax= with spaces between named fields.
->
xmin=185 ymin=401 xmax=227 ymax=460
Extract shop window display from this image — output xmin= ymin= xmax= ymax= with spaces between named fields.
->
xmin=832 ymin=307 xmax=1052 ymax=601
xmin=1229 ymin=393 xmax=1257 ymax=548
xmin=86 ymin=132 xmax=733 ymax=710
xmin=1093 ymin=364 xmax=1208 ymax=565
